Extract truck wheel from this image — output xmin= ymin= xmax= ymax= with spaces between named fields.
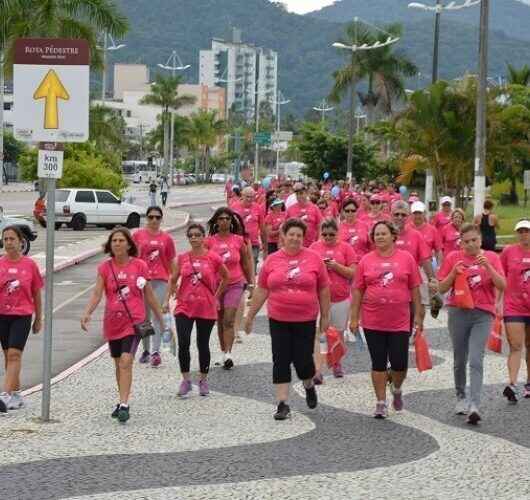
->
xmin=71 ymin=214 xmax=86 ymax=231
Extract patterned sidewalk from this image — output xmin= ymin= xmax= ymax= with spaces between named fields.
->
xmin=0 ymin=309 xmax=529 ymax=499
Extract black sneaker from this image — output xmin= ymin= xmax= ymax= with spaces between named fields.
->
xmin=111 ymin=404 xmax=120 ymax=418
xmin=0 ymin=398 xmax=7 ymax=414
xmin=467 ymin=407 xmax=481 ymax=426
xmin=117 ymin=405 xmax=130 ymax=423
xmin=305 ymin=384 xmax=318 ymax=409
xmin=223 ymin=357 xmax=234 ymax=370
xmin=273 ymin=402 xmax=291 ymax=420
xmin=503 ymin=385 xmax=519 ymax=404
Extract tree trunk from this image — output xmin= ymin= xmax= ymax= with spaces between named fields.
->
xmin=510 ymin=176 xmax=519 ymax=204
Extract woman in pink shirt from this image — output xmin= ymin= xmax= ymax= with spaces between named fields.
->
xmin=431 ymin=196 xmax=453 ymax=230
xmin=205 ymin=207 xmax=254 ymax=370
xmin=0 ymin=226 xmax=43 ymax=413
xmin=133 ymin=206 xmax=176 ymax=367
xmin=441 ymin=208 xmax=465 ymax=259
xmin=285 ymin=183 xmax=323 ymax=247
xmin=500 ymin=219 xmax=530 ymax=402
xmin=438 ymin=223 xmax=506 ymax=425
xmin=310 ymin=219 xmax=357 ymax=380
xmin=316 ymin=197 xmax=338 ymax=221
xmin=350 ymin=221 xmax=423 ymax=419
xmin=338 ymin=199 xmax=370 ymax=258
xmin=245 ymin=218 xmax=331 ymax=421
xmin=164 ymin=224 xmax=229 ymax=397
xmin=264 ymin=198 xmax=286 ymax=254
xmin=81 ymin=228 xmax=164 ymax=423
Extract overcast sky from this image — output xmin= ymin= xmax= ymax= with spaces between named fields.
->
xmin=273 ymin=0 xmax=337 ymax=15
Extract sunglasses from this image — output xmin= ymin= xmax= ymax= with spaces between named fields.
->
xmin=393 ymin=213 xmax=408 ymax=218
xmin=322 ymin=232 xmax=337 ymax=237
xmin=294 ymin=190 xmax=305 ymax=194
xmin=343 ymin=209 xmax=357 ymax=213
xmin=370 ymin=200 xmax=381 ymax=205
xmin=217 ymin=216 xmax=231 ymax=221
xmin=147 ymin=215 xmax=162 ymax=220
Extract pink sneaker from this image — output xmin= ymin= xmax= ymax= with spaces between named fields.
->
xmin=333 ymin=363 xmax=344 ymax=378
xmin=178 ymin=380 xmax=192 ymax=397
xmin=199 ymin=379 xmax=209 ymax=396
xmin=150 ymin=352 xmax=161 ymax=367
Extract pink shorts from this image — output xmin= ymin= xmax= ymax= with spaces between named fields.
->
xmin=221 ymin=281 xmax=245 ymax=309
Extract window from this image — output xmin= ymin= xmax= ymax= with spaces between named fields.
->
xmin=126 ymin=110 xmax=132 ymax=118
xmin=55 ymin=190 xmax=71 ymax=202
xmin=96 ymin=191 xmax=120 ymax=204
xmin=75 ymin=191 xmax=95 ymax=203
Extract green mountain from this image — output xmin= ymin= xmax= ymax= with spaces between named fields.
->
xmin=110 ymin=0 xmax=530 ymax=115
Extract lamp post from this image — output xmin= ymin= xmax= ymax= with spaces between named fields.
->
xmin=252 ymin=90 xmax=270 ymax=182
xmin=0 ymin=49 xmax=5 ymax=187
xmin=408 ymin=0 xmax=481 ymax=206
xmin=271 ymin=91 xmax=290 ymax=178
xmin=333 ymin=17 xmax=400 ymax=182
xmin=101 ymin=33 xmax=126 ymax=102
xmin=157 ymin=51 xmax=190 ymax=185
xmin=313 ymin=99 xmax=334 ymax=123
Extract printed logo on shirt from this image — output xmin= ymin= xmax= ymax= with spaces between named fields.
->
xmin=467 ymin=273 xmax=482 ymax=289
xmin=148 ymin=249 xmax=160 ymax=261
xmin=4 ymin=279 xmax=20 ymax=294
xmin=221 ymin=250 xmax=231 ymax=262
xmin=522 ymin=269 xmax=530 ymax=284
xmin=379 ymin=271 xmax=394 ymax=287
xmin=117 ymin=285 xmax=130 ymax=301
xmin=117 ymin=272 xmax=127 ymax=280
xmin=8 ymin=268 xmax=17 ymax=274
xmin=287 ymin=266 xmax=301 ymax=280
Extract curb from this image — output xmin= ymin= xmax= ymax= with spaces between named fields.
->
xmin=168 ymin=198 xmax=224 ymax=210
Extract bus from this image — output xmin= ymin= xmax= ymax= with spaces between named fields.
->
xmin=121 ymin=160 xmax=160 ymax=183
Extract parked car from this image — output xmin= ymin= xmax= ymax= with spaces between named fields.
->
xmin=0 ymin=206 xmax=38 ymax=255
xmin=183 ymin=174 xmax=196 ymax=185
xmin=211 ymin=173 xmax=227 ymax=183
xmin=44 ymin=189 xmax=146 ymax=231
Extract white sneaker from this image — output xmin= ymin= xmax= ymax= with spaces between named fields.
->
xmin=455 ymin=398 xmax=469 ymax=415
xmin=235 ymin=332 xmax=243 ymax=344
xmin=7 ymin=391 xmax=25 ymax=410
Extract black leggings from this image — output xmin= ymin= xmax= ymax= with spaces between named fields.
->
xmin=175 ymin=314 xmax=216 ymax=374
xmin=364 ymin=329 xmax=410 ymax=372
xmin=269 ymin=318 xmax=316 ymax=384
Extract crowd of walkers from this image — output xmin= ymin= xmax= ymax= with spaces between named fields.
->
xmin=0 ymin=176 xmax=528 ymax=427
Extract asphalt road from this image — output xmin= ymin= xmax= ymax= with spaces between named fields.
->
xmin=0 ymin=203 xmax=217 ymax=391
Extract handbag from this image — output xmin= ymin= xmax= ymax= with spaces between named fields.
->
xmin=487 ymin=314 xmax=503 ymax=354
xmin=414 ymin=329 xmax=433 ymax=372
xmin=109 ymin=262 xmax=155 ymax=339
xmin=453 ymin=270 xmax=474 ymax=309
xmin=325 ymin=326 xmax=347 ymax=367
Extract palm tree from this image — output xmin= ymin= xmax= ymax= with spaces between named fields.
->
xmin=140 ymin=74 xmax=196 ymax=177
xmin=89 ymin=104 xmax=126 ymax=153
xmin=186 ymin=110 xmax=227 ymax=179
xmin=506 ymin=64 xmax=530 ymax=86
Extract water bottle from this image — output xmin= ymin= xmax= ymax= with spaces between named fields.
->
xmin=319 ymin=334 xmax=328 ymax=355
xmin=162 ymin=313 xmax=173 ymax=351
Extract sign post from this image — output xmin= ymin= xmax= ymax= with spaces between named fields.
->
xmin=14 ymin=38 xmax=89 ymax=421
xmin=524 ymin=170 xmax=530 ymax=208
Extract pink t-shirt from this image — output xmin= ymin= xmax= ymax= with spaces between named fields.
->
xmin=310 ymin=240 xmax=358 ymax=303
xmin=264 ymin=211 xmax=286 ymax=244
xmin=359 ymin=211 xmax=390 ymax=232
xmin=205 ymin=233 xmax=246 ymax=285
xmin=339 ymin=220 xmax=370 ymax=257
xmin=98 ymin=258 xmax=149 ymax=341
xmin=441 ymin=223 xmax=461 ymax=257
xmin=174 ymin=250 xmax=223 ymax=320
xmin=394 ymin=227 xmax=432 ymax=265
xmin=408 ymin=222 xmax=442 ymax=255
xmin=286 ymin=202 xmax=323 ymax=247
xmin=133 ymin=229 xmax=176 ymax=282
xmin=500 ymin=244 xmax=530 ymax=317
xmin=232 ymin=201 xmax=265 ymax=246
xmin=258 ymin=248 xmax=330 ymax=322
xmin=0 ymin=256 xmax=44 ymax=316
xmin=320 ymin=204 xmax=338 ymax=220
xmin=354 ymin=249 xmax=422 ymax=332
xmin=432 ymin=211 xmax=452 ymax=230
xmin=437 ymin=250 xmax=504 ymax=316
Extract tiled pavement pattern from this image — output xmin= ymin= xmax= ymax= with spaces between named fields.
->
xmin=1 ymin=310 xmax=529 ymax=499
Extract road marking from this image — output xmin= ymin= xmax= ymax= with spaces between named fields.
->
xmin=52 ymin=283 xmax=95 ymax=314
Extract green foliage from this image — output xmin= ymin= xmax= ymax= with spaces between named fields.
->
xmin=2 ymin=132 xmax=26 ymax=163
xmin=297 ymin=122 xmax=378 ymax=180
xmin=19 ymin=148 xmax=38 ymax=181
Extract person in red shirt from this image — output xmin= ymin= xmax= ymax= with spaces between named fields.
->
xmin=264 ymin=199 xmax=286 ymax=254
xmin=286 ymin=183 xmax=323 ymax=247
xmin=33 ymin=194 xmax=46 ymax=228
xmin=310 ymin=219 xmax=357 ymax=380
xmin=338 ymin=199 xmax=370 ymax=258
xmin=316 ymin=197 xmax=337 ymax=220
xmin=231 ymin=187 xmax=267 ymax=270
xmin=245 ymin=218 xmax=331 ymax=421
xmin=359 ymin=194 xmax=389 ymax=231
xmin=409 ymin=201 xmax=443 ymax=265
xmin=0 ymin=226 xmax=43 ymax=413
xmin=500 ymin=219 xmax=530 ymax=402
xmin=431 ymin=196 xmax=453 ymax=230
xmin=81 ymin=228 xmax=165 ymax=423
xmin=441 ymin=208 xmax=466 ymax=258
xmin=438 ymin=223 xmax=506 ymax=425
xmin=350 ymin=220 xmax=423 ymax=419
xmin=205 ymin=208 xmax=254 ymax=370
xmin=164 ymin=223 xmax=229 ymax=397
xmin=133 ymin=206 xmax=177 ymax=367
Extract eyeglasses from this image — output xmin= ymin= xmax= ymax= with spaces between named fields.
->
xmin=294 ymin=190 xmax=305 ymax=194
xmin=147 ymin=215 xmax=162 ymax=220
xmin=188 ymin=232 xmax=203 ymax=238
xmin=322 ymin=232 xmax=337 ymax=237
xmin=217 ymin=216 xmax=231 ymax=221
xmin=393 ymin=213 xmax=408 ymax=218
xmin=343 ymin=209 xmax=357 ymax=213
xmin=370 ymin=201 xmax=381 ymax=205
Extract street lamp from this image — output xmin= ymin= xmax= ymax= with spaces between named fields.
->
xmin=313 ymin=99 xmax=334 ymax=122
xmin=408 ymin=0 xmax=480 ymax=206
xmin=333 ymin=17 xmax=400 ymax=181
xmin=100 ymin=33 xmax=126 ymax=102
xmin=0 ymin=51 xmax=5 ymax=187
xmin=271 ymin=91 xmax=291 ymax=177
xmin=253 ymin=89 xmax=271 ymax=182
xmin=157 ymin=50 xmax=191 ymax=185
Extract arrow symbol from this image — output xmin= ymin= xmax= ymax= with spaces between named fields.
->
xmin=33 ymin=69 xmax=70 ymax=129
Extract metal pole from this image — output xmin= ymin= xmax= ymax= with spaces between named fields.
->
xmin=101 ymin=33 xmax=107 ymax=102
xmin=234 ymin=130 xmax=241 ymax=184
xmin=254 ymin=100 xmax=259 ymax=182
xmin=473 ymin=0 xmax=489 ymax=216
xmin=41 ymin=176 xmax=56 ymax=421
xmin=169 ymin=52 xmax=176 ymax=186
xmin=0 ymin=49 xmax=4 ymax=187
xmin=347 ymin=78 xmax=356 ymax=182
xmin=275 ymin=98 xmax=281 ymax=177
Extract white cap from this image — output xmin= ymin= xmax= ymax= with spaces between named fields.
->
xmin=515 ymin=219 xmax=530 ymax=231
xmin=440 ymin=196 xmax=452 ymax=205
xmin=411 ymin=201 xmax=426 ymax=213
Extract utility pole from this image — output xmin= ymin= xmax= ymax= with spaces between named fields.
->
xmin=169 ymin=54 xmax=176 ymax=185
xmin=0 ymin=49 xmax=5 ymax=187
xmin=101 ymin=32 xmax=107 ymax=102
xmin=473 ymin=0 xmax=489 ymax=216
xmin=234 ymin=129 xmax=241 ymax=184
xmin=254 ymin=100 xmax=260 ymax=182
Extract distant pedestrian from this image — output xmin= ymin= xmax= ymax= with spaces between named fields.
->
xmin=286 ymin=183 xmax=323 ymax=247
xmin=441 ymin=208 xmax=466 ymax=260
xmin=245 ymin=218 xmax=331 ymax=421
xmin=81 ymin=227 xmax=165 ymax=423
xmin=160 ymin=177 xmax=169 ymax=207
xmin=148 ymin=180 xmax=157 ymax=206
xmin=164 ymin=223 xmax=229 ymax=397
xmin=264 ymin=199 xmax=286 ymax=254
xmin=431 ymin=196 xmax=453 ymax=231
xmin=474 ymin=199 xmax=499 ymax=251
xmin=0 ymin=226 xmax=43 ymax=413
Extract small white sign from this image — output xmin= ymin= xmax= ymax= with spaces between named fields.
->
xmin=272 ymin=131 xmax=293 ymax=143
xmin=524 ymin=170 xmax=530 ymax=190
xmin=38 ymin=149 xmax=64 ymax=179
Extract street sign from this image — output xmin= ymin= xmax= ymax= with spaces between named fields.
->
xmin=524 ymin=170 xmax=530 ymax=190
xmin=254 ymin=132 xmax=271 ymax=146
xmin=272 ymin=141 xmax=289 ymax=151
xmin=38 ymin=143 xmax=64 ymax=179
xmin=272 ymin=131 xmax=293 ymax=143
xmin=13 ymin=38 xmax=89 ymax=142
